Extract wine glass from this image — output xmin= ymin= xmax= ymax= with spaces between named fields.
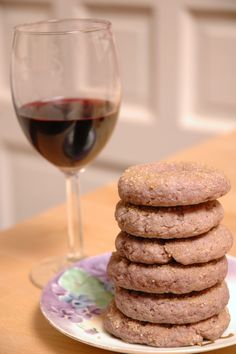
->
xmin=11 ymin=18 xmax=121 ymax=288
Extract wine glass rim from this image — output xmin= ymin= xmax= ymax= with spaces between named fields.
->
xmin=14 ymin=18 xmax=112 ymax=35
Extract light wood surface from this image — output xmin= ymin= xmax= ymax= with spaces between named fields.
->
xmin=1 ymin=131 xmax=236 ymax=354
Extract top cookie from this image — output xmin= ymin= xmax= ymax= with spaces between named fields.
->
xmin=118 ymin=161 xmax=230 ymax=206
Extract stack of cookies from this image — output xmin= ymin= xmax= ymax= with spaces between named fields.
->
xmin=104 ymin=161 xmax=233 ymax=348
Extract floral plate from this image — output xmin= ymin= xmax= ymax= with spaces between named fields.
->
xmin=40 ymin=253 xmax=236 ymax=354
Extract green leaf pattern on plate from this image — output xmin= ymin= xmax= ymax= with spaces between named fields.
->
xmin=59 ymin=267 xmax=113 ymax=309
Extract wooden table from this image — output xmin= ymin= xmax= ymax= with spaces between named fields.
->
xmin=1 ymin=131 xmax=236 ymax=354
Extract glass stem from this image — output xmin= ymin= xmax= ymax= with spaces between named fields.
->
xmin=65 ymin=172 xmax=83 ymax=261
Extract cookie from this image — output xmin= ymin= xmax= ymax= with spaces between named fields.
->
xmin=115 ymin=231 xmax=171 ymax=264
xmin=115 ymin=200 xmax=224 ymax=239
xmin=163 ymin=224 xmax=233 ymax=265
xmin=115 ymin=225 xmax=233 ymax=265
xmin=118 ymin=161 xmax=230 ymax=206
xmin=104 ymin=302 xmax=230 ymax=347
xmin=115 ymin=282 xmax=229 ymax=324
xmin=107 ymin=253 xmax=228 ymax=294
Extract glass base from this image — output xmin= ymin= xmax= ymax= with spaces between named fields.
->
xmin=30 ymin=255 xmax=84 ymax=289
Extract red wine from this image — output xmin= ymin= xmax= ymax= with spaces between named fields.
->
xmin=16 ymin=98 xmax=118 ymax=170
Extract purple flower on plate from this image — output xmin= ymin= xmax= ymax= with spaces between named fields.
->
xmin=87 ymin=305 xmax=102 ymax=316
xmin=49 ymin=295 xmax=101 ymax=324
xmin=59 ymin=293 xmax=74 ymax=303
xmin=71 ymin=294 xmax=93 ymax=309
xmin=75 ymin=307 xmax=93 ymax=320
xmin=75 ymin=304 xmax=102 ymax=319
xmin=50 ymin=304 xmax=83 ymax=323
xmin=58 ymin=291 xmax=94 ymax=310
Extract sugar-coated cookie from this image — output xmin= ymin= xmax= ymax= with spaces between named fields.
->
xmin=115 ymin=200 xmax=224 ymax=238
xmin=115 ymin=282 xmax=229 ymax=324
xmin=115 ymin=225 xmax=233 ymax=265
xmin=118 ymin=161 xmax=230 ymax=206
xmin=107 ymin=253 xmax=228 ymax=294
xmin=104 ymin=302 xmax=230 ymax=347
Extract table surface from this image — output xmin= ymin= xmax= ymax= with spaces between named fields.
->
xmin=1 ymin=131 xmax=236 ymax=354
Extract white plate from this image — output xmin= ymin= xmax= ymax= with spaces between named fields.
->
xmin=40 ymin=253 xmax=236 ymax=354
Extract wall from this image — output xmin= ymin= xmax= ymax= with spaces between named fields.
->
xmin=0 ymin=0 xmax=236 ymax=228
